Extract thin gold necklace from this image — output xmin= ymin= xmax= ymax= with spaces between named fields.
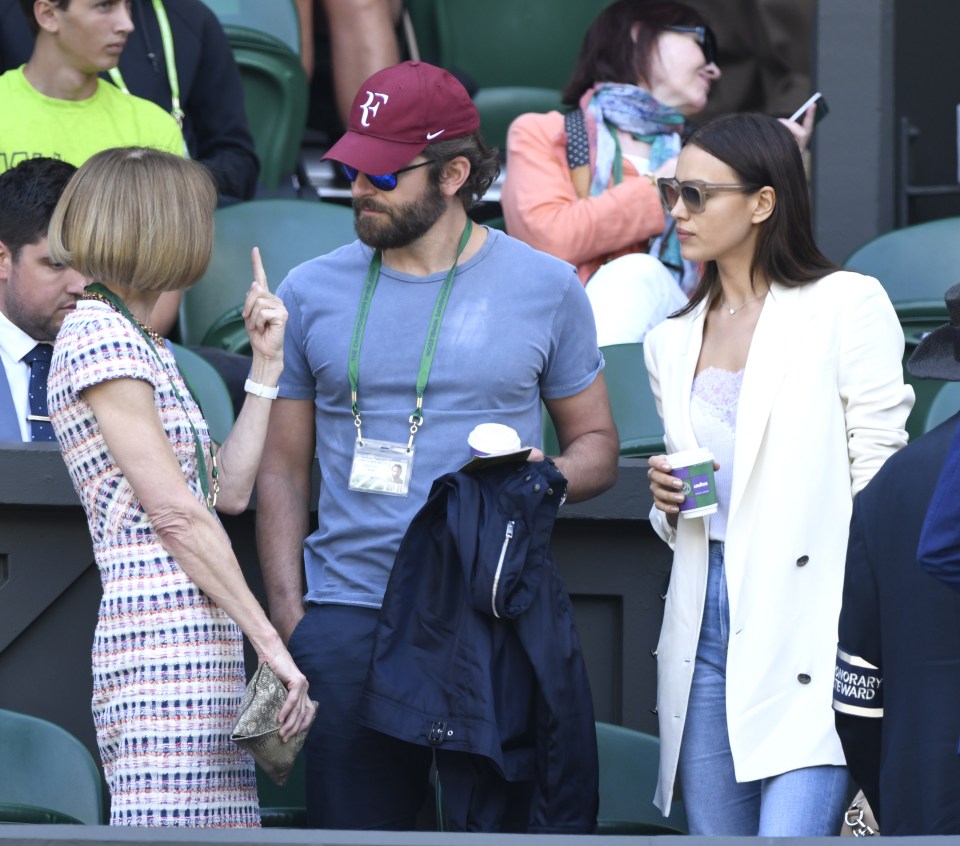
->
xmin=720 ymin=291 xmax=766 ymax=315
xmin=82 ymin=289 xmax=166 ymax=345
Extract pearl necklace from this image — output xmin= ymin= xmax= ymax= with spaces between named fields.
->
xmin=720 ymin=291 xmax=766 ymax=315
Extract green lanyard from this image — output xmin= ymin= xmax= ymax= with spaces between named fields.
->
xmin=108 ymin=0 xmax=185 ymax=128
xmin=85 ymin=283 xmax=218 ymax=509
xmin=348 ymin=219 xmax=472 ymax=449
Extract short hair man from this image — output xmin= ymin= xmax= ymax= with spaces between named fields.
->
xmin=0 ymin=156 xmax=85 ymax=442
xmin=256 ymin=61 xmax=619 ymax=830
xmin=833 ymin=283 xmax=960 ymax=835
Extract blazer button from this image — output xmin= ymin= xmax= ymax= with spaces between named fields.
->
xmin=797 ymin=673 xmax=811 ymax=684
xmin=796 ymin=555 xmax=809 ymax=567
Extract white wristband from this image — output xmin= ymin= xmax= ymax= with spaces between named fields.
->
xmin=244 ymin=378 xmax=279 ymax=400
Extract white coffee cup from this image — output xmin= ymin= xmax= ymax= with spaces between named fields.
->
xmin=467 ymin=423 xmax=522 ymax=457
xmin=665 ymin=446 xmax=718 ymax=519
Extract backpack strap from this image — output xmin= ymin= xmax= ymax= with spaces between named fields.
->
xmin=565 ymin=109 xmax=592 ymax=200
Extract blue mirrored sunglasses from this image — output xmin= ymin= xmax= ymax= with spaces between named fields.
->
xmin=664 ymin=24 xmax=718 ymax=66
xmin=340 ymin=160 xmax=431 ymax=191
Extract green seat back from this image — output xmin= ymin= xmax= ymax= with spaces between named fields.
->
xmin=0 ymin=709 xmax=104 ymax=825
xmin=844 ymin=217 xmax=960 ymax=304
xmin=601 ymin=343 xmax=664 ymax=456
xmin=545 ymin=343 xmax=664 ymax=458
xmin=472 ymin=87 xmax=565 ymax=152
xmin=595 ymin=721 xmax=687 ymax=835
xmin=885 ymin=299 xmax=950 ymax=441
xmin=199 ymin=0 xmax=300 ymax=57
xmin=180 ymin=199 xmax=356 ymax=350
xmin=225 ymin=26 xmax=308 ymax=190
xmin=405 ymin=0 xmax=614 ymax=150
xmin=408 ymin=0 xmax=612 ymax=89
xmin=169 ymin=342 xmax=235 ymax=444
xmin=913 ymin=378 xmax=960 ymax=435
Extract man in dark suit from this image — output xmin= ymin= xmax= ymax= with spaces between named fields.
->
xmin=0 ymin=157 xmax=84 ymax=442
xmin=833 ymin=282 xmax=960 ymax=835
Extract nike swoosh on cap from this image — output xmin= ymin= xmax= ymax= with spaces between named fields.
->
xmin=426 ymin=130 xmax=445 ymax=140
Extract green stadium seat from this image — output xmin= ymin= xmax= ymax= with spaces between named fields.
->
xmin=404 ymin=0 xmax=614 ymax=151
xmin=179 ymin=199 xmax=356 ymax=353
xmin=844 ymin=217 xmax=960 ymax=305
xmin=224 ymin=26 xmax=308 ymax=190
xmin=595 ymin=721 xmax=687 ymax=835
xmin=913 ymin=379 xmax=960 ymax=435
xmin=0 ymin=709 xmax=104 ymax=825
xmin=169 ymin=342 xmax=235 ymax=444
xmin=544 ymin=343 xmax=664 ymax=458
xmin=199 ymin=0 xmax=301 ymax=57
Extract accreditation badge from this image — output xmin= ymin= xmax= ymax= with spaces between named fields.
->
xmin=348 ymin=438 xmax=414 ymax=496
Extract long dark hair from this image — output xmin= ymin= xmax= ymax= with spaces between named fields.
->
xmin=674 ymin=113 xmax=836 ymax=317
xmin=562 ymin=0 xmax=711 ymax=106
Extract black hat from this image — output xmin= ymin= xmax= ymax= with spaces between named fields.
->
xmin=907 ymin=283 xmax=960 ymax=381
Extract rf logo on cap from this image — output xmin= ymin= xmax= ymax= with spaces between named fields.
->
xmin=359 ymin=91 xmax=389 ymax=127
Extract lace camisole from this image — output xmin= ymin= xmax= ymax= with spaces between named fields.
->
xmin=690 ymin=367 xmax=743 ymax=541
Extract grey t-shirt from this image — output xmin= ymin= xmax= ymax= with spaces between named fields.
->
xmin=277 ymin=227 xmax=602 ymax=608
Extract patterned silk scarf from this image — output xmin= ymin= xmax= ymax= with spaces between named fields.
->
xmin=581 ymin=83 xmax=695 ymax=290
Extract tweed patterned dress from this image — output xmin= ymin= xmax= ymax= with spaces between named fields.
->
xmin=48 ymin=299 xmax=259 ymax=827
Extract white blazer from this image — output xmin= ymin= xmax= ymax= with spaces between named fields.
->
xmin=644 ymin=271 xmax=914 ymax=815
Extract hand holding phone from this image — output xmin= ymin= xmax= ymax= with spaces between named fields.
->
xmin=790 ymin=92 xmax=829 ymax=124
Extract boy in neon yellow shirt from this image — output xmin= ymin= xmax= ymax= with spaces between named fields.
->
xmin=1 ymin=0 xmax=185 ymax=333
xmin=1 ymin=0 xmax=183 ymax=173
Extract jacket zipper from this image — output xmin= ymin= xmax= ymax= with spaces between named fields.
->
xmin=491 ymin=520 xmax=515 ymax=619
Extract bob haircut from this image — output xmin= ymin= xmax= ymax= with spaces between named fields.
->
xmin=562 ymin=0 xmax=711 ymax=106
xmin=673 ymin=113 xmax=836 ymax=317
xmin=48 ymin=147 xmax=217 ymax=293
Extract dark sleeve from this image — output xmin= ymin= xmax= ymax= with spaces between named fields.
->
xmin=184 ymin=9 xmax=260 ymax=202
xmin=834 ymin=493 xmax=883 ymax=820
xmin=0 ymin=0 xmax=33 ymax=72
xmin=918 ymin=420 xmax=960 ymax=590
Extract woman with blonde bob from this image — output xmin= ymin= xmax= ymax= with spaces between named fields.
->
xmin=47 ymin=147 xmax=316 ymax=827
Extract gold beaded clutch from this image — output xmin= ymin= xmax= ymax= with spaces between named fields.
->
xmin=231 ymin=662 xmax=317 ymax=786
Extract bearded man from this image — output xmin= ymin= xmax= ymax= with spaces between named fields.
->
xmin=256 ymin=60 xmax=618 ymax=831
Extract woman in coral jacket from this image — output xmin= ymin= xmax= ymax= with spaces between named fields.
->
xmin=644 ymin=113 xmax=913 ymax=835
xmin=501 ymin=0 xmax=812 ymax=346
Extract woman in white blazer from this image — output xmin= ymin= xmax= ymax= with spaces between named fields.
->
xmin=644 ymin=113 xmax=913 ymax=835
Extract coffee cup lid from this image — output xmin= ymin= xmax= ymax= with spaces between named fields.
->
xmin=666 ymin=447 xmax=713 ymax=467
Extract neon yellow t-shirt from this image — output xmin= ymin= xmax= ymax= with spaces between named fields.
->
xmin=0 ymin=66 xmax=184 ymax=173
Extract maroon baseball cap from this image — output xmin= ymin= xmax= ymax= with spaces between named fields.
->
xmin=322 ymin=61 xmax=480 ymax=175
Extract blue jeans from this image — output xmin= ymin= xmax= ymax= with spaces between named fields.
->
xmin=676 ymin=542 xmax=849 ymax=836
xmin=287 ymin=604 xmax=433 ymax=829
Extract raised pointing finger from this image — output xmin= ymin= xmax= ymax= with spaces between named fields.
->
xmin=251 ymin=246 xmax=268 ymax=290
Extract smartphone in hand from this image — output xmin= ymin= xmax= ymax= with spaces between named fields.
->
xmin=790 ymin=92 xmax=829 ymax=124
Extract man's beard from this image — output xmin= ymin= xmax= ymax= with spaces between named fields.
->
xmin=353 ymin=178 xmax=447 ymax=250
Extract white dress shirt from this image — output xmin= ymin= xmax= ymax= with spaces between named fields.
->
xmin=0 ymin=309 xmax=46 ymax=441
